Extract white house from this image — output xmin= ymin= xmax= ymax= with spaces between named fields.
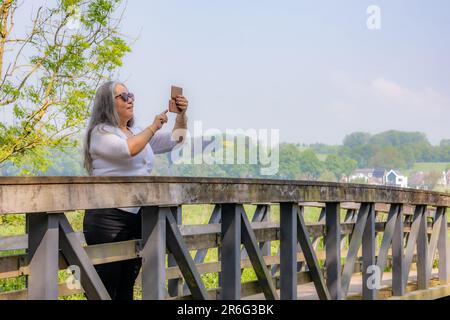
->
xmin=349 ymin=169 xmax=373 ymax=183
xmin=386 ymin=170 xmax=408 ymax=188
xmin=438 ymin=171 xmax=448 ymax=187
xmin=441 ymin=170 xmax=450 ymax=186
xmin=348 ymin=168 xmax=386 ymax=185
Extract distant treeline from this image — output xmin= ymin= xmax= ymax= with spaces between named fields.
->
xmin=309 ymin=130 xmax=450 ymax=170
xmin=1 ymin=130 xmax=449 ymax=181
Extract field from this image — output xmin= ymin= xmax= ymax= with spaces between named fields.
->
xmin=412 ymin=162 xmax=450 ymax=172
xmin=403 ymin=162 xmax=450 ymax=177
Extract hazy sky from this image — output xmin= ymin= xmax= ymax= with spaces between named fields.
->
xmin=6 ymin=0 xmax=450 ymax=145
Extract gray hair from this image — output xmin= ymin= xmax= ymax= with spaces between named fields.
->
xmin=83 ymin=81 xmax=135 ymax=175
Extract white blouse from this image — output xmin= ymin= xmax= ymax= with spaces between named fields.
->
xmin=89 ymin=124 xmax=178 ymax=214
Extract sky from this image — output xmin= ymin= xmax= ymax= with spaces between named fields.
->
xmin=5 ymin=0 xmax=450 ymax=145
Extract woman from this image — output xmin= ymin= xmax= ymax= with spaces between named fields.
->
xmin=82 ymin=81 xmax=188 ymax=300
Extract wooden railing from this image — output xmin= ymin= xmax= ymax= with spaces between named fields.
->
xmin=0 ymin=177 xmax=449 ymax=300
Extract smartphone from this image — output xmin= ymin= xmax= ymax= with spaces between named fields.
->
xmin=169 ymin=86 xmax=183 ymax=113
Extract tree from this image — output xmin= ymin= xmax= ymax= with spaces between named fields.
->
xmin=325 ymin=154 xmax=357 ymax=181
xmin=439 ymin=140 xmax=450 ymax=163
xmin=309 ymin=143 xmax=339 ymax=155
xmin=318 ymin=170 xmax=337 ymax=182
xmin=298 ymin=149 xmax=323 ymax=180
xmin=369 ymin=146 xmax=407 ymax=170
xmin=278 ymin=143 xmax=302 ymax=179
xmin=398 ymin=145 xmax=416 ymax=169
xmin=339 ymin=144 xmax=374 ymax=168
xmin=41 ymin=147 xmax=85 ymax=176
xmin=441 ymin=139 xmax=450 ymax=147
xmin=343 ymin=132 xmax=371 ymax=148
xmin=0 ymin=0 xmax=130 ymax=174
xmin=369 ymin=130 xmax=429 ymax=147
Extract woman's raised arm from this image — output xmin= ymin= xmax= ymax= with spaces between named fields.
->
xmin=126 ymin=110 xmax=168 ymax=156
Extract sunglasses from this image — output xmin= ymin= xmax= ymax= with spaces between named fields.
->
xmin=115 ymin=92 xmax=135 ymax=102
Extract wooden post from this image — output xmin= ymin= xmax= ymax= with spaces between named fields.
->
xmin=438 ymin=207 xmax=449 ymax=284
xmin=141 ymin=206 xmax=167 ymax=300
xmin=280 ymin=202 xmax=297 ymax=300
xmin=27 ymin=213 xmax=59 ymax=300
xmin=325 ymin=202 xmax=342 ymax=300
xmin=417 ymin=206 xmax=429 ymax=290
xmin=168 ymin=206 xmax=182 ymax=297
xmin=221 ymin=204 xmax=241 ymax=300
xmin=362 ymin=204 xmax=376 ymax=300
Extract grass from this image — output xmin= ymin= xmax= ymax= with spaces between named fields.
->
xmin=434 ymin=186 xmax=450 ymax=193
xmin=403 ymin=162 xmax=450 ymax=178
xmin=412 ymin=162 xmax=450 ymax=172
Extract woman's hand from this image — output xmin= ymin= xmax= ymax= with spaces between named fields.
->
xmin=175 ymin=95 xmax=188 ymax=116
xmin=172 ymin=95 xmax=188 ymax=144
xmin=151 ymin=110 xmax=169 ymax=132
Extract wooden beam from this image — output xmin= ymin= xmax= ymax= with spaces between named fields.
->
xmin=1 ymin=177 xmax=449 ymax=214
xmin=296 ymin=206 xmax=330 ymax=300
xmin=388 ymin=283 xmax=450 ymax=300
xmin=239 ymin=205 xmax=278 ymax=300
xmin=165 ymin=208 xmax=209 ymax=300
xmin=58 ymin=214 xmax=110 ymax=300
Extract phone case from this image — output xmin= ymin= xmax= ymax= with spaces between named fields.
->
xmin=171 ymin=86 xmax=183 ymax=99
xmin=168 ymin=99 xmax=181 ymax=114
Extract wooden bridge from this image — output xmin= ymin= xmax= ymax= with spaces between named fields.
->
xmin=0 ymin=176 xmax=449 ymax=300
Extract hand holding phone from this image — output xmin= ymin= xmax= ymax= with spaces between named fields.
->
xmin=169 ymin=86 xmax=183 ymax=114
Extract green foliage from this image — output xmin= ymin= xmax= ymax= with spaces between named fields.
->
xmin=0 ymin=0 xmax=130 ymax=174
xmin=277 ymin=145 xmax=325 ymax=180
xmin=309 ymin=143 xmax=340 ymax=155
xmin=3 ymin=129 xmax=447 ymax=183
xmin=0 ymin=276 xmax=27 ymax=293
xmin=343 ymin=132 xmax=371 ymax=148
xmin=369 ymin=146 xmax=408 ymax=170
xmin=0 ymin=214 xmax=26 ymax=235
xmin=278 ymin=144 xmax=302 ymax=179
xmin=369 ymin=130 xmax=429 ymax=147
xmin=324 ymin=154 xmax=357 ymax=181
xmin=318 ymin=170 xmax=337 ymax=182
xmin=298 ymin=149 xmax=323 ymax=180
xmin=340 ymin=130 xmax=449 ymax=170
xmin=339 ymin=144 xmax=374 ymax=169
xmin=413 ymin=162 xmax=450 ymax=172
xmin=0 ymin=145 xmax=86 ymax=176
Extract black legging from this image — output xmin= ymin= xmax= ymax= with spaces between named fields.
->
xmin=83 ymin=208 xmax=142 ymax=300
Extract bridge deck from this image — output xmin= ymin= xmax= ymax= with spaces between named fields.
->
xmin=245 ymin=270 xmax=446 ymax=300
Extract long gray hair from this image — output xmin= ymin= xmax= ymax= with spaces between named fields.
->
xmin=83 ymin=81 xmax=135 ymax=175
